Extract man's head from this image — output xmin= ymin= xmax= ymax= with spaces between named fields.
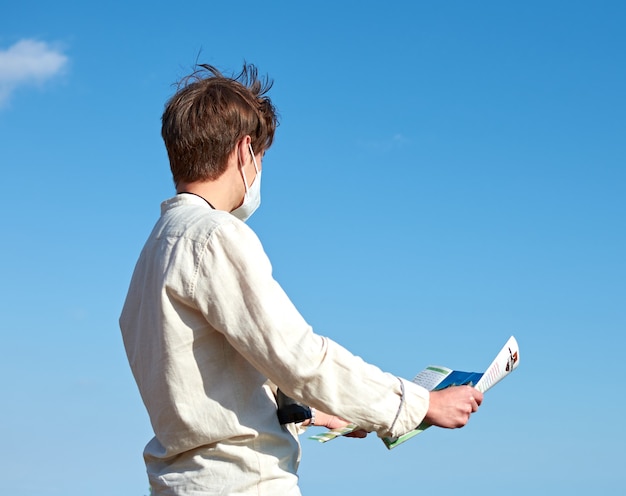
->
xmin=161 ymin=63 xmax=278 ymax=187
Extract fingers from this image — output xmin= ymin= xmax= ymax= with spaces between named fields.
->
xmin=473 ymin=389 xmax=484 ymax=406
xmin=469 ymin=395 xmax=479 ymax=413
xmin=425 ymin=385 xmax=484 ymax=429
xmin=467 ymin=387 xmax=484 ymax=414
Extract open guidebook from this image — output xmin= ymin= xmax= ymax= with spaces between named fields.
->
xmin=309 ymin=335 xmax=520 ymax=449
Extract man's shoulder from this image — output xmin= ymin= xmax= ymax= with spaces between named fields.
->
xmin=158 ymin=194 xmax=251 ymax=243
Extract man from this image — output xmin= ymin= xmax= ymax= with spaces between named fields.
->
xmin=120 ymin=63 xmax=482 ymax=495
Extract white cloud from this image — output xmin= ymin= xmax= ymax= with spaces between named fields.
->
xmin=0 ymin=39 xmax=68 ymax=106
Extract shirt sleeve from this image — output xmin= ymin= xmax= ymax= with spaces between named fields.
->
xmin=190 ymin=219 xmax=430 ymax=439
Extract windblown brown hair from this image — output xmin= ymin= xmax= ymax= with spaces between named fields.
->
xmin=161 ymin=63 xmax=278 ymax=185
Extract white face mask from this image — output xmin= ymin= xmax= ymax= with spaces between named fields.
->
xmin=231 ymin=144 xmax=261 ymax=222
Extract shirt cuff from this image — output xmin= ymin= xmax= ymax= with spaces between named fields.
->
xmin=385 ymin=378 xmax=430 ymax=439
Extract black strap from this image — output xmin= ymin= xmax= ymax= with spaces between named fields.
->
xmin=178 ymin=191 xmax=216 ymax=209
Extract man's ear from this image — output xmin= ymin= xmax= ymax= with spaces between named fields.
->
xmin=236 ymin=135 xmax=252 ymax=166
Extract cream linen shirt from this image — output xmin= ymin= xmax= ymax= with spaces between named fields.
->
xmin=120 ymin=194 xmax=430 ymax=495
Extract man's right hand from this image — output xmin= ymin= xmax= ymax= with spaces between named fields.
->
xmin=424 ymin=385 xmax=483 ymax=429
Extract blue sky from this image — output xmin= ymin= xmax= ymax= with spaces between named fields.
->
xmin=1 ymin=1 xmax=624 ymax=495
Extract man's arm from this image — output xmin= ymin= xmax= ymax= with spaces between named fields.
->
xmin=308 ymin=385 xmax=482 ymax=436
xmin=195 ymin=221 xmax=429 ymax=439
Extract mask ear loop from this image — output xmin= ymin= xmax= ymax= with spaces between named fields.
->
xmin=249 ymin=143 xmax=259 ymax=174
xmin=239 ymin=147 xmax=251 ymax=197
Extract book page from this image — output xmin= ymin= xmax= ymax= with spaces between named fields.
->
xmin=308 ymin=423 xmax=359 ymax=443
xmin=475 ymin=335 xmax=519 ymax=393
xmin=412 ymin=366 xmax=452 ymax=390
